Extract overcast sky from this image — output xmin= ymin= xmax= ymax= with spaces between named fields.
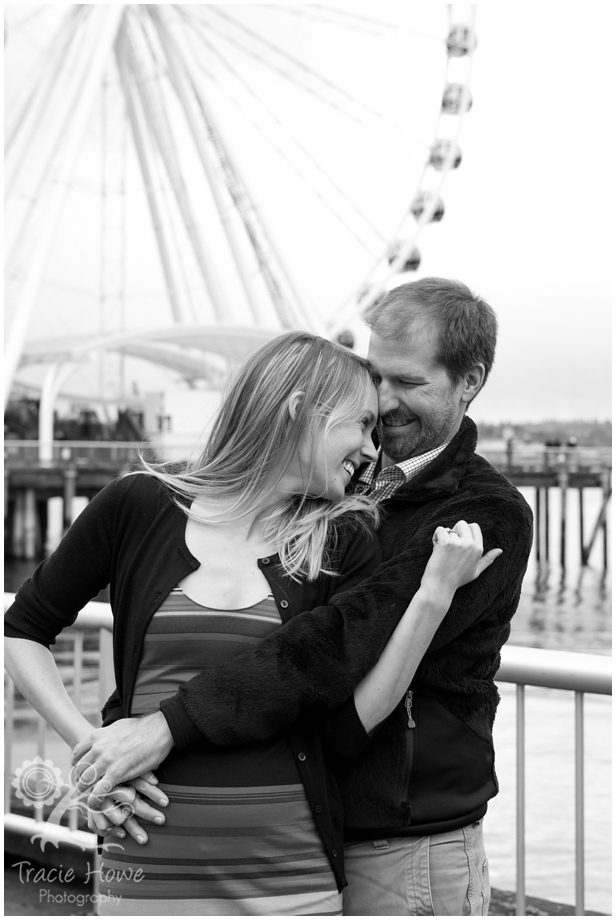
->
xmin=6 ymin=4 xmax=612 ymax=426
xmin=397 ymin=5 xmax=612 ymax=423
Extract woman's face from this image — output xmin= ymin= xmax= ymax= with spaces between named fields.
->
xmin=293 ymin=388 xmax=379 ymax=501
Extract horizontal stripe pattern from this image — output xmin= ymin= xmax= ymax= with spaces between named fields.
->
xmin=99 ymin=588 xmax=339 ymax=915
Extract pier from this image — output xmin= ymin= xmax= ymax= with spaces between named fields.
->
xmin=4 ymin=439 xmax=611 ymax=567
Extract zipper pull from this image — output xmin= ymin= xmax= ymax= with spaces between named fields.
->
xmin=405 ymin=690 xmax=416 ymax=729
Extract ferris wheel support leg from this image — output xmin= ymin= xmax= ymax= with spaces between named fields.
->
xmin=5 ymin=9 xmax=80 ymax=198
xmin=5 ymin=10 xmax=93 ymax=258
xmin=151 ymin=6 xmax=319 ymax=334
xmin=122 ymin=24 xmax=229 ymax=325
xmin=116 ymin=36 xmax=192 ymax=325
xmin=151 ymin=8 xmax=267 ymax=327
xmin=4 ymin=5 xmax=127 ymax=408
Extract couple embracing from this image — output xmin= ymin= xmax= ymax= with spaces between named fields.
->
xmin=5 ymin=277 xmax=533 ymax=916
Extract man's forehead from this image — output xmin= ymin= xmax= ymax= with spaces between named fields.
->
xmin=368 ymin=327 xmax=441 ymax=371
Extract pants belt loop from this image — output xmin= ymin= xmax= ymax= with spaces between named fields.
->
xmin=372 ymin=839 xmax=390 ymax=850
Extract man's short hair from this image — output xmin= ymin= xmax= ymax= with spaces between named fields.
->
xmin=364 ymin=277 xmax=498 ymax=389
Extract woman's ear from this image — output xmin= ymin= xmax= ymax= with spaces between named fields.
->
xmin=287 ymin=390 xmax=305 ymax=420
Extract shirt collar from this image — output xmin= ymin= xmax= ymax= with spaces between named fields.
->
xmin=357 ymin=442 xmax=450 ymax=495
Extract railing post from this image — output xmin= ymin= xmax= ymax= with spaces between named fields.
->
xmin=4 ymin=677 xmax=15 ymax=813
xmin=69 ymin=631 xmax=84 ymax=832
xmin=574 ymin=692 xmax=585 ymax=915
xmin=515 ymin=684 xmax=526 ymax=916
xmin=34 ymin=714 xmax=46 ymax=823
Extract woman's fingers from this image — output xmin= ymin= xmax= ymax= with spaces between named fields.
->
xmin=71 ymin=737 xmax=94 ymax=764
xmin=87 ymin=809 xmax=125 ymax=838
xmin=128 ymin=774 xmax=168 ymax=808
xmin=108 ymin=784 xmax=166 ymax=824
xmin=130 ymin=795 xmax=166 ymax=825
xmin=122 ymin=814 xmax=149 ymax=845
xmin=476 ymin=548 xmax=503 ymax=575
xmin=467 ymin=521 xmax=484 ymax=552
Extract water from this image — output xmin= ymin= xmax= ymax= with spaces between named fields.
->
xmin=4 ymin=487 xmax=611 ymax=912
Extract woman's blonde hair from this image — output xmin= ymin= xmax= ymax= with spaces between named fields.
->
xmin=138 ymin=331 xmax=381 ymax=580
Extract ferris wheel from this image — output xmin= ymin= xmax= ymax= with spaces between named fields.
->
xmin=4 ymin=4 xmax=476 ymax=407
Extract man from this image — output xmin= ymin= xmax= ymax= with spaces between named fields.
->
xmin=74 ymin=278 xmax=533 ymax=915
xmin=323 ymin=277 xmax=533 ymax=914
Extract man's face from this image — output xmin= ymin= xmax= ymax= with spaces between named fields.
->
xmin=367 ymin=328 xmax=468 ymax=465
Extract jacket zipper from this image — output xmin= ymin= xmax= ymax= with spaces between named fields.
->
xmin=405 ymin=689 xmax=416 ymax=728
xmin=403 ymin=690 xmax=415 ymax=812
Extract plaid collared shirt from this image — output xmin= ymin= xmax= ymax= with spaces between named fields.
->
xmin=355 ymin=443 xmax=450 ymax=503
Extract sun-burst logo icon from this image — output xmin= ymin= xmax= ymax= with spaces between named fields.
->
xmin=12 ymin=757 xmax=64 ymax=808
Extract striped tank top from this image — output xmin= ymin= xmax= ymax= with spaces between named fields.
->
xmin=97 ymin=587 xmax=341 ymax=916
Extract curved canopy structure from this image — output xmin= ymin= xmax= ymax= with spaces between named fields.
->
xmin=20 ymin=325 xmax=281 ymax=379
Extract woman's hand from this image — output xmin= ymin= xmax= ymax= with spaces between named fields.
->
xmin=85 ymin=772 xmax=167 ymax=845
xmin=421 ymin=520 xmax=502 ymax=604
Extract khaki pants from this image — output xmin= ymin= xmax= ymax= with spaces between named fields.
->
xmin=342 ymin=821 xmax=490 ymax=916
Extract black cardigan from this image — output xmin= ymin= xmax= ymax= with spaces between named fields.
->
xmin=4 ymin=474 xmax=381 ymax=889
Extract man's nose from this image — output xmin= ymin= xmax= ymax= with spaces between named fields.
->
xmin=377 ymin=380 xmax=398 ymax=416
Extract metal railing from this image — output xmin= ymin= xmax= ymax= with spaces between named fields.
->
xmin=496 ymin=646 xmax=611 ymax=915
xmin=3 ymin=595 xmax=612 ymax=916
xmin=4 ymin=439 xmax=147 ymax=467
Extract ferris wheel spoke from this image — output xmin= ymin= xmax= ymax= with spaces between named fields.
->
xmin=150 ymin=6 xmax=270 ymax=327
xmin=313 ymin=4 xmax=443 ymax=45
xmin=116 ymin=33 xmax=193 ymax=327
xmin=263 ymin=3 xmax=442 ymax=48
xmin=179 ymin=9 xmax=387 ymax=255
xmin=5 ymin=6 xmax=88 ymax=185
xmin=186 ymin=5 xmax=425 ymax=156
xmin=4 ymin=5 xmax=127 ymax=406
xmin=123 ymin=10 xmax=234 ymax=325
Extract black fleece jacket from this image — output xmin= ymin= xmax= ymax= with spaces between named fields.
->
xmin=159 ymin=417 xmax=532 ymax=838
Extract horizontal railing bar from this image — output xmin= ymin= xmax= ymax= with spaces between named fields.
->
xmin=4 ymin=594 xmax=612 ymax=696
xmin=5 ymin=813 xmax=96 ymax=851
xmin=496 ymin=645 xmax=611 ymax=696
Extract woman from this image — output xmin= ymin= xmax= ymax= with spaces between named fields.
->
xmin=5 ymin=332 xmax=498 ymax=916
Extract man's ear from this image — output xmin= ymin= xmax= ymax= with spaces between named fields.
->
xmin=461 ymin=364 xmax=485 ymax=404
xmin=287 ymin=390 xmax=305 ymax=420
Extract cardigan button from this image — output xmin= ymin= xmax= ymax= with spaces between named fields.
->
xmin=297 ymin=752 xmax=306 ymax=762
xmin=280 ymin=600 xmax=289 ymax=609
xmin=261 ymin=557 xmax=270 ymax=565
xmin=314 ymin=804 xmax=323 ymax=814
xmin=331 ymin=848 xmax=338 ymax=858
xmin=153 ymin=592 xmax=161 ymax=602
